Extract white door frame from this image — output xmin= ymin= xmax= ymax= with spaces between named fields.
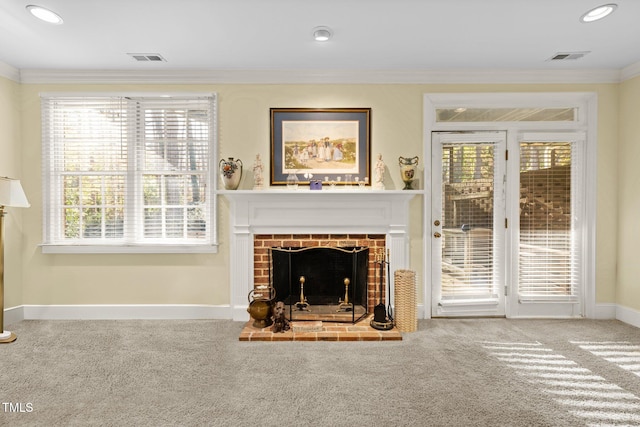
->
xmin=422 ymin=92 xmax=597 ymax=319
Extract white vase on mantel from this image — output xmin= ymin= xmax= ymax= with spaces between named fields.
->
xmin=219 ymin=157 xmax=243 ymax=190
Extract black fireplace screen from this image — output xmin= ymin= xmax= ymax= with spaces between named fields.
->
xmin=270 ymin=246 xmax=369 ymax=323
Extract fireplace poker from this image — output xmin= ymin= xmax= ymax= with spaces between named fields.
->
xmin=371 ymin=248 xmax=394 ymax=330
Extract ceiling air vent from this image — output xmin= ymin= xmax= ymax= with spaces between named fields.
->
xmin=127 ymin=53 xmax=166 ymax=62
xmin=548 ymin=51 xmax=590 ymax=61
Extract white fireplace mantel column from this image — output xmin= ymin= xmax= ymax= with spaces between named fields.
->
xmin=221 ymin=189 xmax=420 ymax=321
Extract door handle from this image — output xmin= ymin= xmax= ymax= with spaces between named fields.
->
xmin=434 ymin=232 xmax=441 ymax=238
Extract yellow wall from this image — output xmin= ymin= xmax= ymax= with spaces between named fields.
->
xmin=14 ymin=82 xmax=619 ymax=310
xmin=0 ymin=76 xmax=24 ymax=308
xmin=617 ymin=75 xmax=640 ymax=311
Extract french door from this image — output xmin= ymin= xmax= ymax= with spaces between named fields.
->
xmin=431 ymin=131 xmax=585 ymax=318
xmin=431 ymin=132 xmax=506 ymax=317
xmin=509 ymin=132 xmax=584 ymax=317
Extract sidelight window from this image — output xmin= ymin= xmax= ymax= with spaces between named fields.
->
xmin=518 ymin=137 xmax=583 ymax=301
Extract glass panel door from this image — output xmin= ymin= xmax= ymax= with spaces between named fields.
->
xmin=432 ymin=132 xmax=506 ymax=316
xmin=510 ymin=133 xmax=584 ymax=317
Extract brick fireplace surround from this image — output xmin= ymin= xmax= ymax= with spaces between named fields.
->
xmin=253 ymin=233 xmax=386 ymax=314
xmin=222 ymin=190 xmax=419 ymax=340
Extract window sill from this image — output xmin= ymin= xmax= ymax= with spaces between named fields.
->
xmin=40 ymin=244 xmax=219 ymax=254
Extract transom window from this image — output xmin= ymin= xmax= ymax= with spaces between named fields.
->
xmin=41 ymin=94 xmax=217 ymax=253
xmin=436 ymin=107 xmax=577 ymax=123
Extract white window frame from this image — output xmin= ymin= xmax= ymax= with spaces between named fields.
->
xmin=423 ymin=92 xmax=597 ymax=318
xmin=40 ymin=92 xmax=219 ymax=254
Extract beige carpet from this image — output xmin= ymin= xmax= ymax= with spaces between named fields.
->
xmin=1 ymin=318 xmax=640 ymax=426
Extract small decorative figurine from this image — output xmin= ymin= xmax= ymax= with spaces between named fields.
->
xmin=374 ymin=153 xmax=385 ymax=190
xmin=271 ymin=301 xmax=290 ymax=333
xmin=252 ymin=154 xmax=264 ymax=190
xmin=286 ymin=172 xmax=299 ymax=189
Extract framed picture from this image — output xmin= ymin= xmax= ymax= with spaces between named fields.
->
xmin=270 ymin=108 xmax=371 ymax=185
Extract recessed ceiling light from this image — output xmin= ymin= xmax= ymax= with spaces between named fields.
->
xmin=26 ymin=5 xmax=63 ymax=24
xmin=580 ymin=4 xmax=617 ymax=23
xmin=313 ymin=26 xmax=332 ymax=42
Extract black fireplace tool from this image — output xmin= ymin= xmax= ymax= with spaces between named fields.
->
xmin=371 ymin=249 xmax=393 ymax=330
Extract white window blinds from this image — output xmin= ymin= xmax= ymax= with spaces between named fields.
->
xmin=440 ymin=142 xmax=502 ymax=300
xmin=518 ymin=139 xmax=582 ymax=300
xmin=41 ymin=95 xmax=217 ymax=252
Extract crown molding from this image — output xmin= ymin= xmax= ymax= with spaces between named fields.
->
xmin=0 ymin=61 xmax=20 ymax=82
xmin=17 ymin=67 xmax=624 ymax=85
xmin=621 ymin=61 xmax=640 ymax=82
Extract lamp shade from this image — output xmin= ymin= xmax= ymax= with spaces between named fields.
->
xmin=0 ymin=177 xmax=30 ymax=208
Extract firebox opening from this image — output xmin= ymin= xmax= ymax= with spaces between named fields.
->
xmin=270 ymin=246 xmax=369 ymax=323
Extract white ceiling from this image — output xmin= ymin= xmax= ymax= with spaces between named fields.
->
xmin=0 ymin=0 xmax=639 ymax=82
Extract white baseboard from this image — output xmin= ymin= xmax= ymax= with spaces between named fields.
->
xmin=594 ymin=303 xmax=617 ymax=320
xmin=418 ymin=303 xmax=428 ymax=319
xmin=2 ymin=303 xmax=637 ymax=328
xmin=615 ymin=304 xmax=640 ymax=329
xmin=7 ymin=304 xmax=231 ymax=321
xmin=4 ymin=305 xmax=24 ymax=326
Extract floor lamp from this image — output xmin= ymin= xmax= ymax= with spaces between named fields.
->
xmin=0 ymin=177 xmax=30 ymax=344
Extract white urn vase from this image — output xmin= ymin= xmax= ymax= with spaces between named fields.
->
xmin=220 ymin=157 xmax=243 ymax=190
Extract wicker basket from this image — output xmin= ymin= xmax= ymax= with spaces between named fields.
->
xmin=394 ymin=269 xmax=417 ymax=332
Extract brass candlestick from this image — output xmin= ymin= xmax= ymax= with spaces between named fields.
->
xmin=295 ymin=276 xmax=310 ymax=311
xmin=337 ymin=278 xmax=353 ymax=312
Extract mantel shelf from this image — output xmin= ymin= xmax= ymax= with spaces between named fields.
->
xmin=219 ymin=188 xmax=423 ymax=196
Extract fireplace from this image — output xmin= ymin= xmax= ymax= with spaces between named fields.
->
xmin=270 ymin=246 xmax=369 ymax=322
xmin=254 ymin=233 xmax=386 ymax=319
xmin=222 ymin=190 xmax=418 ymax=322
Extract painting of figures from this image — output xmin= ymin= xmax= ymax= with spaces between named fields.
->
xmin=271 ymin=108 xmax=370 ymax=185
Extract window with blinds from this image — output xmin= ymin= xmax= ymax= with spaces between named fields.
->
xmin=440 ymin=142 xmax=500 ymax=299
xmin=41 ymin=95 xmax=217 ymax=252
xmin=518 ymin=141 xmax=581 ymax=299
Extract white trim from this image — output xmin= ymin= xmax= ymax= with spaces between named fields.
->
xmin=621 ymin=61 xmax=640 ymax=82
xmin=18 ymin=68 xmax=624 ymax=85
xmin=1 ymin=303 xmax=630 ymax=326
xmin=423 ymin=92 xmax=597 ymax=319
xmin=616 ymin=304 xmax=640 ymax=329
xmin=0 ymin=61 xmax=20 ymax=82
xmin=3 ymin=306 xmax=24 ymax=325
xmin=5 ymin=302 xmax=419 ymax=323
xmin=583 ymin=94 xmax=598 ymax=319
xmin=594 ymin=303 xmax=617 ymax=320
xmin=20 ymin=304 xmax=231 ymax=320
xmin=222 ymin=190 xmax=420 ymax=321
xmin=39 ymin=244 xmax=219 ymax=254
xmin=39 ymin=91 xmax=216 ymax=98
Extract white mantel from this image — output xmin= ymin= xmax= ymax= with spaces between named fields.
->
xmin=221 ymin=189 xmax=420 ymax=321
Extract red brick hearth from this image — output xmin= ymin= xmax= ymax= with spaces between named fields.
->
xmin=239 ymin=314 xmax=402 ymax=341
